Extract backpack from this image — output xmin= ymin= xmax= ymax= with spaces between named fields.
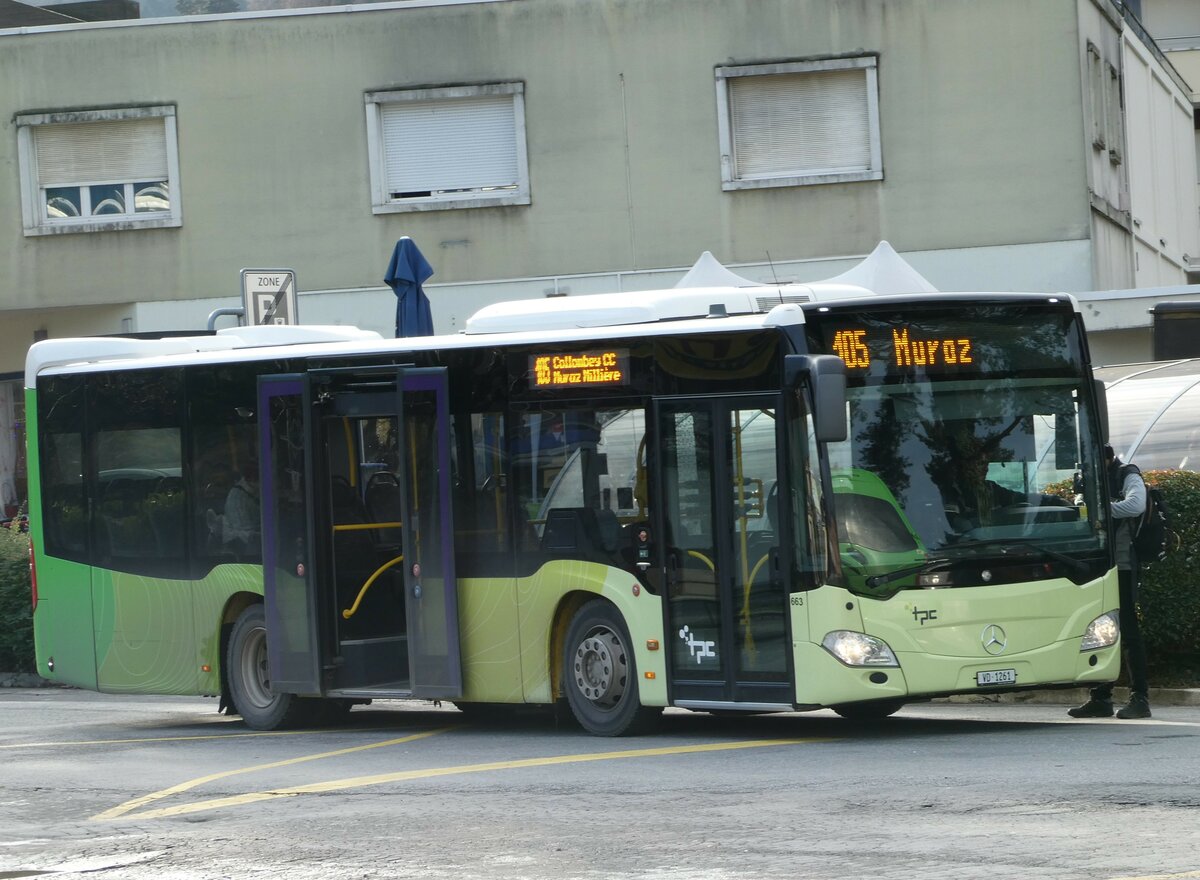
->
xmin=1121 ymin=464 xmax=1173 ymax=565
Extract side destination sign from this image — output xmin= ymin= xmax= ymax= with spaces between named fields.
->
xmin=531 ymin=349 xmax=630 ymax=388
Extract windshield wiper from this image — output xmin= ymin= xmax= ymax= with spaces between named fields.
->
xmin=863 ymin=538 xmax=1091 ymax=588
xmin=864 ymin=556 xmax=952 ymax=588
xmin=944 ymin=538 xmax=1091 ymax=575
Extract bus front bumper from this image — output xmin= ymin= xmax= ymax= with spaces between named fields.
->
xmin=792 ymin=639 xmax=1122 ymax=708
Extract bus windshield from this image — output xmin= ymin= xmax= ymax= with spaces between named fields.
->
xmin=808 ymin=302 xmax=1108 ymax=594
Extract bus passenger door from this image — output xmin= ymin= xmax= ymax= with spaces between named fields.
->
xmin=655 ymin=395 xmax=792 ymax=708
xmin=396 ymin=368 xmax=462 ymax=699
xmin=257 ymin=374 xmax=321 ymax=695
xmin=308 ymin=367 xmax=462 ymax=700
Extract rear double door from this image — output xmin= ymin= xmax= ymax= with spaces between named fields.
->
xmin=258 ymin=368 xmax=461 ymax=701
xmin=655 ymin=394 xmax=794 ymax=709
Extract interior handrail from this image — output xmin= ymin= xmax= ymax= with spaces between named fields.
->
xmin=342 ymin=554 xmax=405 ymax=619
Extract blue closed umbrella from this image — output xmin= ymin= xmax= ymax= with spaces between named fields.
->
xmin=385 ymin=237 xmax=435 ymax=337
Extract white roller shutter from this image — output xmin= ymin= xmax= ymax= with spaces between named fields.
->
xmin=382 ymin=94 xmax=518 ymax=196
xmin=34 ymin=118 xmax=168 ymax=186
xmin=730 ymin=68 xmax=871 ymax=179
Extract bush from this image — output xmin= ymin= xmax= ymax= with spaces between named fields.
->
xmin=1137 ymin=470 xmax=1200 ymax=674
xmin=1048 ymin=469 xmax=1200 ymax=684
xmin=0 ymin=522 xmax=34 ymax=673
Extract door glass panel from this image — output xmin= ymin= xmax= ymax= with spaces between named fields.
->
xmin=259 ymin=378 xmax=319 ymax=694
xmin=661 ymin=407 xmax=722 ymax=680
xmin=402 ymin=375 xmax=462 ymax=697
xmin=730 ymin=407 xmax=786 ymax=681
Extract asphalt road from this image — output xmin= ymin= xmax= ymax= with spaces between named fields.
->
xmin=1 ymin=689 xmax=1199 ymax=880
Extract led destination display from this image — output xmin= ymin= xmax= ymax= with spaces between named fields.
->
xmin=809 ymin=306 xmax=1078 ymax=378
xmin=530 ymin=349 xmax=630 ymax=388
xmin=829 ymin=327 xmax=975 ymax=371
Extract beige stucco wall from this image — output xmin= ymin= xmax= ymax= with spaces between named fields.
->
xmin=0 ymin=0 xmax=1093 ymax=326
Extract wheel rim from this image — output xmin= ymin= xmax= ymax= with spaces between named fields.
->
xmin=572 ymin=625 xmax=629 ymax=710
xmin=239 ymin=625 xmax=274 ymax=710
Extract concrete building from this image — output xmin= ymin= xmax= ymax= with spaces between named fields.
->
xmin=1141 ymin=0 xmax=1199 ymax=241
xmin=1 ymin=0 xmax=1199 ymax=508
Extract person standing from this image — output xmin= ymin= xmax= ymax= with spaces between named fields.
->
xmin=222 ymin=462 xmax=261 ymax=552
xmin=1069 ymin=445 xmax=1152 ymax=720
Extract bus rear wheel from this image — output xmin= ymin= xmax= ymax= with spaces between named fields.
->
xmin=562 ymin=600 xmax=659 ymax=736
xmin=226 ymin=604 xmax=314 ymax=730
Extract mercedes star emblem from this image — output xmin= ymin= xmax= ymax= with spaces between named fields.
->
xmin=981 ymin=624 xmax=1008 ymax=655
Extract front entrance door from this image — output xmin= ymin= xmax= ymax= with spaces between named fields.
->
xmin=656 ymin=395 xmax=792 ymax=707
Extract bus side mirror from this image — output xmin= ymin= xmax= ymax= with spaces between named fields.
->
xmin=1093 ymin=379 xmax=1109 ymax=445
xmin=784 ymin=354 xmax=847 ymax=443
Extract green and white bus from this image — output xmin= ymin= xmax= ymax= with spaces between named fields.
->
xmin=25 ymin=285 xmax=1121 ymax=735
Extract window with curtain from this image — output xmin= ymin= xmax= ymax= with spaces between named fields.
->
xmin=16 ymin=106 xmax=181 ymax=236
xmin=364 ymin=83 xmax=530 ymax=213
xmin=715 ymin=57 xmax=883 ymax=190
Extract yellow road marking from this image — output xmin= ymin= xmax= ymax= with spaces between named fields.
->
xmin=0 ymin=726 xmax=400 ymax=750
xmin=92 ymin=728 xmax=449 ymax=821
xmin=102 ymin=737 xmax=831 ymax=821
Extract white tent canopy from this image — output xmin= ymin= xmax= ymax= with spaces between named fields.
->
xmin=674 ymin=251 xmax=763 ymax=289
xmin=822 ymin=240 xmax=938 ymax=295
xmin=675 ymin=241 xmax=937 ymax=295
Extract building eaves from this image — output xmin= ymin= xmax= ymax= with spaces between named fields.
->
xmin=0 ymin=0 xmax=79 ymax=27
xmin=0 ymin=0 xmax=510 ymax=37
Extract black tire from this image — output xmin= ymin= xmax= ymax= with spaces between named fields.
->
xmin=225 ymin=604 xmax=315 ymax=730
xmin=562 ymin=599 xmax=660 ymax=736
xmin=832 ymin=699 xmax=905 ymax=721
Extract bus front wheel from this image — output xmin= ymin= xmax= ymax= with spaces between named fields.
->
xmin=562 ymin=600 xmax=659 ymax=736
xmin=832 ymin=699 xmax=905 ymax=721
xmin=226 ymin=604 xmax=312 ymax=730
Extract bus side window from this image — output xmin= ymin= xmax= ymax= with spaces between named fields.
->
xmin=90 ymin=370 xmax=185 ymax=572
xmin=189 ymin=366 xmax=261 ymax=568
xmin=452 ymin=413 xmax=509 ymax=567
xmin=515 ymin=408 xmax=650 ymax=574
xmin=39 ymin=375 xmax=88 ymax=562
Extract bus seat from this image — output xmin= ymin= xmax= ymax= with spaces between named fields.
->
xmin=364 ymin=471 xmax=403 ymax=527
xmin=593 ymin=508 xmax=620 ymax=553
xmin=363 ymin=472 xmax=406 ymax=558
xmin=330 ymin=477 xmax=374 ymax=563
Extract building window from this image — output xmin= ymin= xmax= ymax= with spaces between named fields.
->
xmin=365 ymin=83 xmax=530 ymax=213
xmin=1105 ymin=62 xmax=1124 ymax=166
xmin=1087 ymin=43 xmax=1106 ymax=150
xmin=16 ymin=106 xmax=181 ymax=237
xmin=715 ymin=57 xmax=883 ymax=191
xmin=1086 ymin=42 xmax=1126 ymax=167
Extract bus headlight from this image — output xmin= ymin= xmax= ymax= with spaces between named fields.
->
xmin=1081 ymin=611 xmax=1119 ymax=651
xmin=822 ymin=631 xmax=899 ymax=667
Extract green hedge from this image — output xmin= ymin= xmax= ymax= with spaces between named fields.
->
xmin=1137 ymin=470 xmax=1200 ymax=681
xmin=1048 ymin=469 xmax=1200 ymax=684
xmin=0 ymin=523 xmax=33 ymax=674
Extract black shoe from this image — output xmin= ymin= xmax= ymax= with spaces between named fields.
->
xmin=1117 ymin=695 xmax=1151 ymax=719
xmin=1068 ymin=698 xmax=1114 ymax=718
